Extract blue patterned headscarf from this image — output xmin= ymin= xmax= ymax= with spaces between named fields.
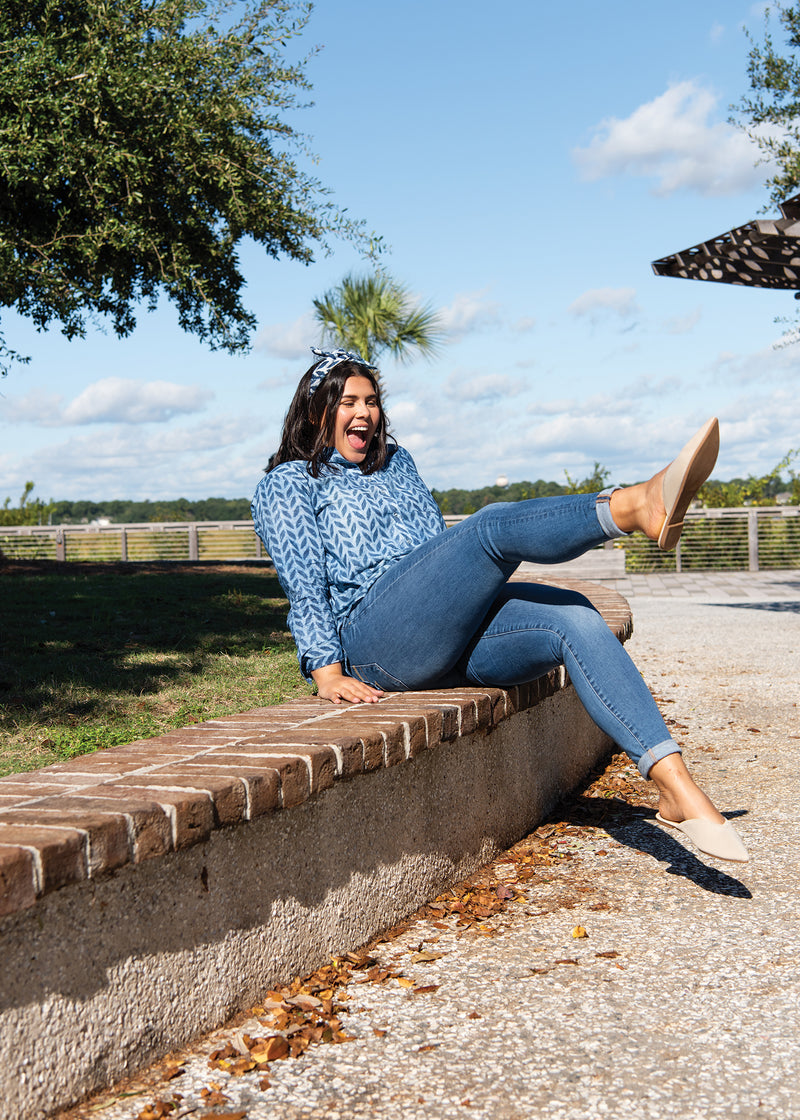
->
xmin=309 ymin=347 xmax=377 ymax=395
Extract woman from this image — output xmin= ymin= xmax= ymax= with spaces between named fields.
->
xmin=252 ymin=347 xmax=748 ymax=864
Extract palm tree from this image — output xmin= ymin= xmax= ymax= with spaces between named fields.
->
xmin=312 ymin=273 xmax=443 ymax=376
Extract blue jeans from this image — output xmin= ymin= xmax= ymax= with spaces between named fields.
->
xmin=340 ymin=494 xmax=678 ymax=778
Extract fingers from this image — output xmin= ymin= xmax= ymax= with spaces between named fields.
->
xmin=318 ymin=678 xmax=385 ymax=705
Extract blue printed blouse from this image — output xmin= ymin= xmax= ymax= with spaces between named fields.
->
xmin=251 ymin=445 xmax=446 ymax=677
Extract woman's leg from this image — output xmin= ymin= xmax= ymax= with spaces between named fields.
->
xmin=457 ymin=583 xmax=678 ymax=777
xmin=460 ymin=584 xmax=728 ymax=831
xmin=341 ymin=492 xmax=615 ymax=690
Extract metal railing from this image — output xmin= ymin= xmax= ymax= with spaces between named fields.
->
xmin=1 ymin=507 xmax=798 ymax=571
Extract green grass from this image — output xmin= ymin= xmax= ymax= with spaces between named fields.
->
xmin=0 ymin=563 xmax=312 ymax=777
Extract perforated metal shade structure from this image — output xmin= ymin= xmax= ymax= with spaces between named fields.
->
xmin=652 ymin=194 xmax=800 ymax=289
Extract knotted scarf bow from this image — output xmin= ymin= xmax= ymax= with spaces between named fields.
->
xmin=309 ymin=347 xmax=377 ymax=395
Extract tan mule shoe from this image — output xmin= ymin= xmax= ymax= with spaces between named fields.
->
xmin=655 ymin=813 xmax=750 ymax=863
xmin=658 ymin=417 xmax=719 ymax=550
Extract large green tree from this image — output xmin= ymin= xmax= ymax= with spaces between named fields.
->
xmin=312 ymin=272 xmax=443 ymax=372
xmin=0 ymin=0 xmax=368 ymax=373
xmin=736 ymin=2 xmax=800 ymax=202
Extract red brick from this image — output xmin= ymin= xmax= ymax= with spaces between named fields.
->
xmin=0 ymin=809 xmax=129 ymax=874
xmin=0 ymin=846 xmax=37 ymax=916
xmin=83 ymin=786 xmax=214 ymax=849
xmin=61 ymin=788 xmax=172 ymax=862
xmin=0 ymin=824 xmax=86 ymax=894
xmin=355 ymin=730 xmax=385 ymax=772
xmin=0 ymin=780 xmax=77 ymax=803
xmin=111 ymin=771 xmax=246 ymax=827
xmin=227 ymin=742 xmax=337 ymax=795
xmin=355 ymin=720 xmax=405 ymax=767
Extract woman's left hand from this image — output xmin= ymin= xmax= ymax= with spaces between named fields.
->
xmin=311 ymin=663 xmax=385 ymax=705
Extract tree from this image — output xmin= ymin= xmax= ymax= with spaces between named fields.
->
xmin=0 ymin=482 xmax=54 ymax=526
xmin=735 ymin=3 xmax=800 ymax=203
xmin=312 ymin=272 xmax=443 ymax=371
xmin=0 ymin=0 xmax=371 ymax=374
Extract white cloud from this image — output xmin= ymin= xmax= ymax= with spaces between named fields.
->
xmin=2 ymin=413 xmax=271 ymax=500
xmin=573 ymin=81 xmax=770 ymax=196
xmin=568 ymin=287 xmax=639 ymax=320
xmin=438 ymin=291 xmax=502 ymax=339
xmin=663 ymin=308 xmax=702 ymax=335
xmin=1 ymin=378 xmax=213 ymax=427
xmin=255 ymin=312 xmax=318 ymax=358
xmin=443 ymin=370 xmax=528 ymax=403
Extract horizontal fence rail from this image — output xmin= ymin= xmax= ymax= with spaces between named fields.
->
xmin=1 ymin=508 xmax=799 ymax=572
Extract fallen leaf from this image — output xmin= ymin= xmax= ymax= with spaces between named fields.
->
xmin=571 ymin=925 xmax=588 ymax=939
xmin=409 ymin=951 xmax=443 ymax=963
xmin=397 ymin=977 xmax=414 ymax=988
xmin=373 ymin=1028 xmax=388 ymax=1038
xmin=468 ymin=1011 xmax=482 ymax=1019
xmin=595 ymin=950 xmax=620 ymax=959
xmin=418 ymin=1044 xmax=438 ymax=1052
xmin=413 ymin=984 xmax=440 ymax=995
xmin=554 ymin=958 xmax=579 ymax=966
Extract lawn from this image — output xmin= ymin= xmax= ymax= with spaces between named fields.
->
xmin=0 ymin=561 xmax=312 ymax=777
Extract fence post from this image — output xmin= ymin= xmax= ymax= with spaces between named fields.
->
xmin=748 ymin=510 xmax=759 ymax=572
xmin=120 ymin=528 xmax=128 ymax=562
xmin=55 ymin=529 xmax=66 ymax=562
xmin=675 ymin=537 xmax=682 ymax=573
xmin=188 ymin=524 xmax=199 ymax=561
xmin=255 ymin=532 xmax=262 ymax=559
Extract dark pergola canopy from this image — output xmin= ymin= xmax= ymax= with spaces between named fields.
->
xmin=652 ymin=194 xmax=800 ymax=289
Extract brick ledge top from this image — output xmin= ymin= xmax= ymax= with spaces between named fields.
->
xmin=0 ymin=580 xmax=632 ymax=920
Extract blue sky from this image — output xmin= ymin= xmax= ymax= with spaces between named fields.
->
xmin=2 ymin=0 xmax=797 ymax=503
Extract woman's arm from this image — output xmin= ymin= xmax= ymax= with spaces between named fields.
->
xmin=252 ymin=467 xmax=344 ymax=677
xmin=311 ymin=663 xmax=384 ymax=704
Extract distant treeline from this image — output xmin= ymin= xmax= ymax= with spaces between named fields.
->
xmin=432 ymin=480 xmax=568 ymax=515
xmin=46 ymin=497 xmax=252 ymax=524
xmin=3 ymin=460 xmax=798 ymax=527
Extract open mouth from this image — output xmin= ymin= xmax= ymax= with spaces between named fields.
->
xmin=346 ymin=423 xmax=370 ymax=452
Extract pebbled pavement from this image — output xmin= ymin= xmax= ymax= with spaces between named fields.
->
xmin=61 ymin=572 xmax=800 ymax=1120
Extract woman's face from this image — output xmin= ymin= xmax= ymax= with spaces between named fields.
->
xmin=332 ymin=375 xmax=381 ymax=462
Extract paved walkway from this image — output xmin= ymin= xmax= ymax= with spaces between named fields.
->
xmin=60 ymin=572 xmax=800 ymax=1120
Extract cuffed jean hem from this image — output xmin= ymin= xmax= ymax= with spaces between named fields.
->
xmin=595 ymin=486 xmax=630 ymax=540
xmin=637 ymin=739 xmax=682 ymax=779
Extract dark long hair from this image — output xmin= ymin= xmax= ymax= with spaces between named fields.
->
xmin=267 ymin=360 xmax=391 ymax=477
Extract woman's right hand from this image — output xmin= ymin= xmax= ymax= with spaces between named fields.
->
xmin=311 ymin=663 xmax=385 ymax=705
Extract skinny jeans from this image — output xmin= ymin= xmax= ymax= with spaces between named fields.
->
xmin=340 ymin=493 xmax=678 ymax=778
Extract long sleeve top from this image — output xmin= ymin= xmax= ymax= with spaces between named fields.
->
xmin=250 ymin=445 xmax=446 ymax=678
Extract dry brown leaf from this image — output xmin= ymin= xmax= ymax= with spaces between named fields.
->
xmin=571 ymin=925 xmax=588 ymax=939
xmin=409 ymin=951 xmax=443 ymax=963
xmin=413 ymin=984 xmax=440 ymax=995
xmin=397 ymin=977 xmax=414 ymax=988
xmin=595 ymin=950 xmax=620 ymax=959
xmin=373 ymin=1028 xmax=388 ymax=1037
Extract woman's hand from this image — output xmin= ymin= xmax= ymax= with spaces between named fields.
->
xmin=311 ymin=663 xmax=384 ymax=705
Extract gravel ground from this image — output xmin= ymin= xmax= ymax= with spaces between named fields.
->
xmin=61 ymin=574 xmax=800 ymax=1120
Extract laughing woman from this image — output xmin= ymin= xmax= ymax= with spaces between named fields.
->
xmin=251 ymin=347 xmax=748 ymax=864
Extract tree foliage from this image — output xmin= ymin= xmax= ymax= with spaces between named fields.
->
xmin=312 ymin=272 xmax=443 ymax=370
xmin=735 ymin=3 xmax=800 ymax=203
xmin=0 ymin=0 xmax=368 ymax=372
xmin=0 ymin=482 xmax=55 ymax=525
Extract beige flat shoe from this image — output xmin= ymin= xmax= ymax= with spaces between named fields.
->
xmin=658 ymin=418 xmax=719 ymax=550
xmin=656 ymin=812 xmax=750 ymax=863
